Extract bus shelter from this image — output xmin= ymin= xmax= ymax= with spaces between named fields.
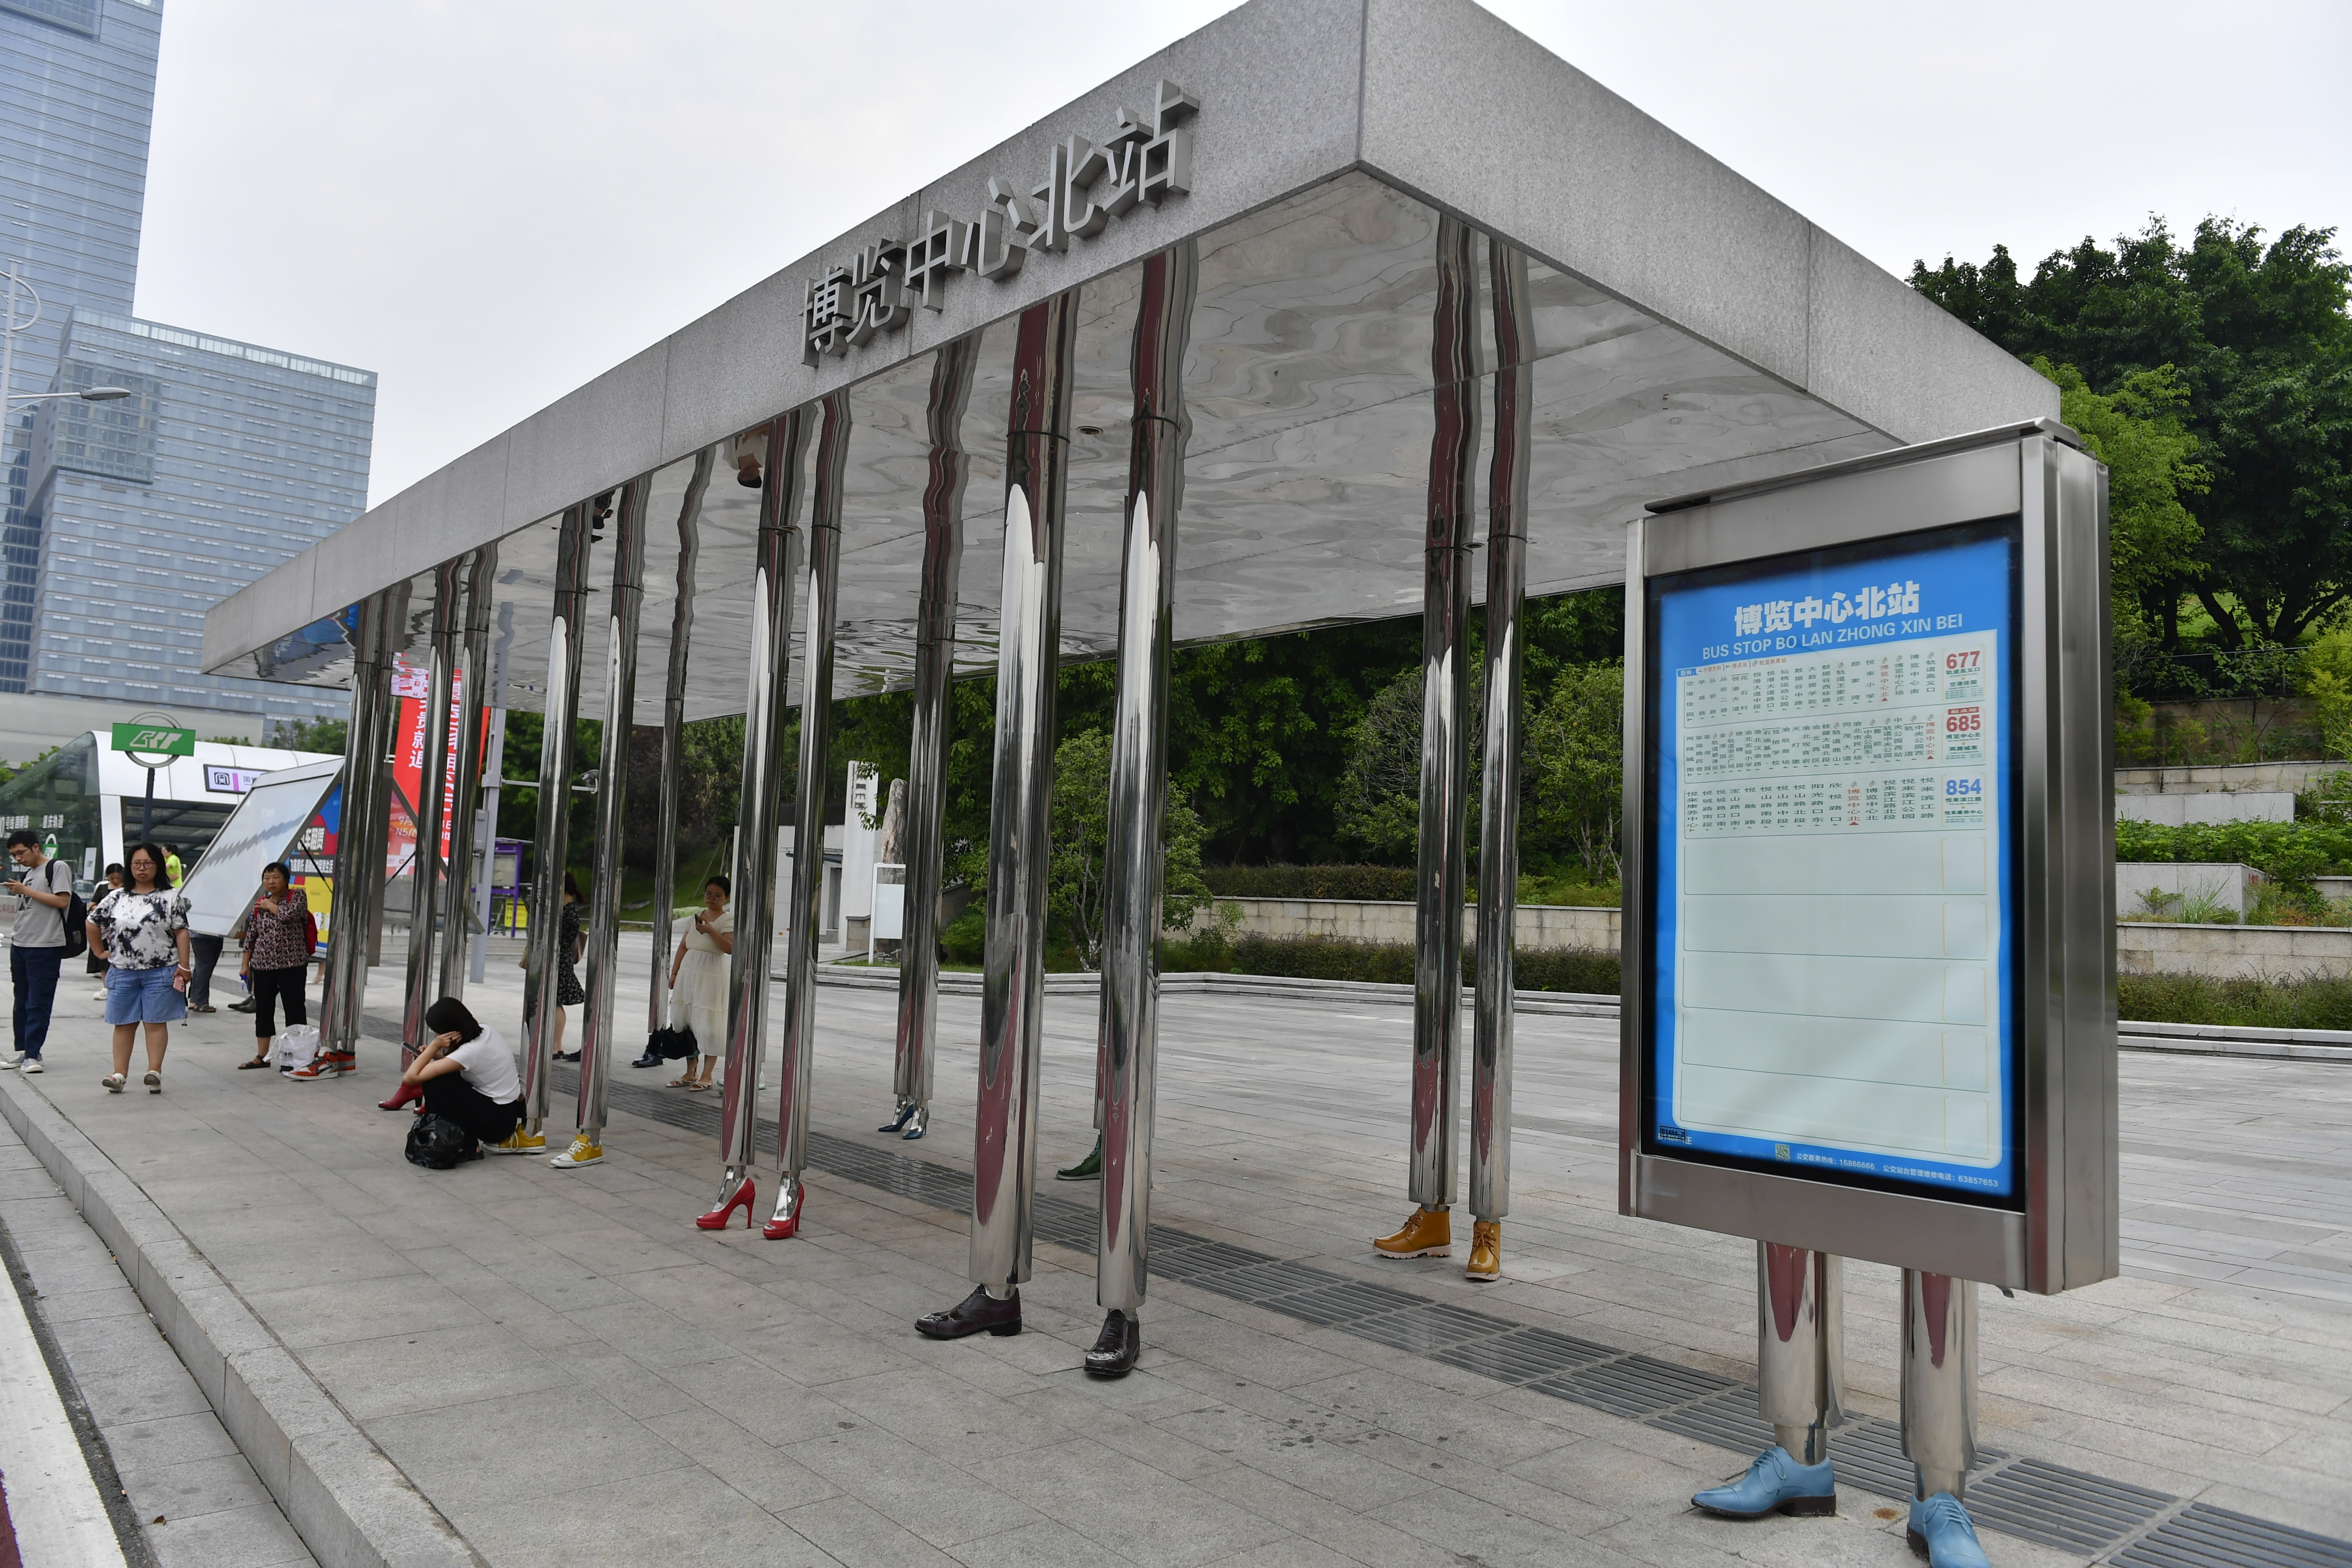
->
xmin=200 ymin=0 xmax=2055 ymax=1429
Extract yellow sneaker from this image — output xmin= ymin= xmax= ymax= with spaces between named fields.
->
xmin=1466 ymin=1220 xmax=1501 ymax=1282
xmin=1373 ymin=1206 xmax=1452 ymax=1259
xmin=550 ymin=1135 xmax=603 ymax=1169
xmin=486 ymin=1127 xmax=546 ymax=1157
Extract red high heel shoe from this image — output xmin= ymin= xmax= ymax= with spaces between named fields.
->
xmin=695 ymin=1174 xmax=755 ymax=1231
xmin=761 ymin=1177 xmax=805 ymax=1241
xmin=378 ymin=1080 xmax=421 ymax=1112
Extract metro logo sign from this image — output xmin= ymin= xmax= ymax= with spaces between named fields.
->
xmin=110 ymin=724 xmax=194 ymax=757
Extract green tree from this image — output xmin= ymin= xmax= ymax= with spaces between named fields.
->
xmin=1914 ymin=218 xmax=2352 ymax=648
xmin=1042 ymin=729 xmax=1211 ymax=968
xmin=270 ymin=716 xmax=347 ymax=756
xmin=2029 ymin=357 xmax=2209 ymax=640
xmin=1524 ymin=663 xmax=1625 ymax=884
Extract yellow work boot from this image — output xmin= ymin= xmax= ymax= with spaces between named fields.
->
xmin=486 ymin=1127 xmax=547 ymax=1157
xmin=550 ymin=1135 xmax=603 ymax=1169
xmin=1373 ymin=1206 xmax=1452 ymax=1259
xmin=1466 ymin=1220 xmax=1501 ymax=1282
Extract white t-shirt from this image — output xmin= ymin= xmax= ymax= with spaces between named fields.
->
xmin=445 ymin=1026 xmax=521 ymax=1105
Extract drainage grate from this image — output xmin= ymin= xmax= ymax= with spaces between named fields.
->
xmin=1965 ymin=1458 xmax=2173 ymax=1555
xmin=1535 ymin=1354 xmax=1737 ymax=1421
xmin=1429 ymin=1325 xmax=1617 ymax=1385
xmin=514 ymin=1049 xmax=2352 ymax=1568
xmin=2112 ymin=1503 xmax=2352 ymax=1568
xmin=1650 ymin=1386 xmax=1774 ymax=1456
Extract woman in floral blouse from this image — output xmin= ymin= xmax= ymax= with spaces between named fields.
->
xmin=237 ymin=861 xmax=310 ymax=1069
xmin=87 ymin=842 xmax=191 ymax=1094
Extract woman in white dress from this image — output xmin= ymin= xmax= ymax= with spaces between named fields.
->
xmin=667 ymin=877 xmax=733 ymax=1090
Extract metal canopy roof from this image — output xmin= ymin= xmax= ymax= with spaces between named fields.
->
xmin=203 ymin=0 xmax=2052 ymax=720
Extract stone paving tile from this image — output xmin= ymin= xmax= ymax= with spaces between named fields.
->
xmin=10 ymin=943 xmax=2352 ymax=1566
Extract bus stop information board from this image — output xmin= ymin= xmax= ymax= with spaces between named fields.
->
xmin=1648 ymin=523 xmax=2016 ymax=1203
xmin=1622 ymin=422 xmax=2118 ymax=1296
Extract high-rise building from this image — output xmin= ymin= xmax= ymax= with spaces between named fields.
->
xmin=0 ymin=0 xmax=371 ymax=730
xmin=23 ymin=310 xmax=374 ymax=718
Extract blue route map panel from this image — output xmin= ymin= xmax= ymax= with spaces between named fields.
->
xmin=1649 ymin=525 xmax=2019 ymax=1203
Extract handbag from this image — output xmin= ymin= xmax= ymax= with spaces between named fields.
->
xmin=58 ymin=864 xmax=87 ymax=960
xmin=647 ymin=1025 xmax=699 ymax=1061
xmin=404 ymin=1113 xmax=475 ymax=1170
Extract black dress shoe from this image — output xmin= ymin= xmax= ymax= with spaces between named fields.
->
xmin=915 ymin=1285 xmax=1021 ymax=1340
xmin=553 ymin=1050 xmax=581 ymax=1063
xmin=1083 ymin=1309 xmax=1140 ymax=1377
xmin=629 ymin=1052 xmax=663 ymax=1069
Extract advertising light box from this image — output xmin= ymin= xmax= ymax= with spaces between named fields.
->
xmin=1620 ymin=423 xmax=2119 ymax=1295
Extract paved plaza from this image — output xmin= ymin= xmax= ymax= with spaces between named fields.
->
xmin=2 ymin=937 xmax=2348 ymax=1568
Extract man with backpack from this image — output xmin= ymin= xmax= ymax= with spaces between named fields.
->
xmin=4 ymin=828 xmax=81 ymax=1073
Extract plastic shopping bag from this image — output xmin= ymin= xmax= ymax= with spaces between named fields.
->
xmin=276 ymin=1025 xmax=320 ymax=1069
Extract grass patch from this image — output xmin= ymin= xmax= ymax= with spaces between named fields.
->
xmin=2119 ymin=970 xmax=2352 ymax=1030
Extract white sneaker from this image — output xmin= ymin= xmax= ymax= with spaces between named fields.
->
xmin=20 ymin=1059 xmax=41 ymax=1074
xmin=91 ymin=988 xmax=107 ymax=1000
xmin=0 ymin=1053 xmax=22 ymax=1070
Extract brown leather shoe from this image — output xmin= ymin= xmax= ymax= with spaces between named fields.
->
xmin=1466 ymin=1220 xmax=1501 ymax=1281
xmin=1373 ymin=1206 xmax=1452 ymax=1259
xmin=915 ymin=1285 xmax=1021 ymax=1339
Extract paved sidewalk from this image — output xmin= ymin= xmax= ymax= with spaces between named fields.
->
xmin=2 ymin=939 xmax=2347 ymax=1567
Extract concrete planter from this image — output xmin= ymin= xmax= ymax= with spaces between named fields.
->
xmin=2117 ymin=920 xmax=2352 ymax=980
xmin=2116 ymin=862 xmax=2262 ymax=922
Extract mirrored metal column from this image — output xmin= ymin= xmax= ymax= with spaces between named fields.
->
xmin=1901 ymin=1270 xmax=1978 ymax=1500
xmin=321 ymin=587 xmax=397 ymax=1066
xmin=518 ymin=499 xmax=594 ymax=1147
xmin=767 ymin=391 xmax=851 ymax=1240
xmin=888 ymin=335 xmax=980 ymax=1141
xmin=1469 ymin=240 xmax=1530 ymax=1258
xmin=700 ymin=411 xmax=808 ymax=1230
xmin=1097 ymin=245 xmax=1195 ymax=1339
xmin=1758 ymin=1243 xmax=1845 ymax=1465
xmin=1405 ymin=216 xmax=1481 ymax=1216
xmin=400 ymin=558 xmax=462 ymax=1059
xmin=647 ymin=450 xmax=713 ymax=1045
xmin=966 ymin=292 xmax=1078 ymax=1296
xmin=436 ymin=545 xmax=496 ymax=1001
xmin=567 ymin=476 xmax=648 ymax=1167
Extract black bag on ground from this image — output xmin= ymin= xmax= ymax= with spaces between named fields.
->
xmin=404 ymin=1114 xmax=475 ymax=1170
xmin=647 ymin=1025 xmax=698 ymax=1061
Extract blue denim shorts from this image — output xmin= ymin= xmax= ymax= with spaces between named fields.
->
xmin=105 ymin=963 xmax=186 ymax=1025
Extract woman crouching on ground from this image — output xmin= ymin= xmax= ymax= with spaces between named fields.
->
xmin=400 ymin=999 xmax=524 ymax=1154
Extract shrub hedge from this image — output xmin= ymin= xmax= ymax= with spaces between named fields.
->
xmin=2115 ymin=818 xmax=2352 ymax=884
xmin=2117 ymin=971 xmax=2352 ymax=1031
xmin=1201 ymin=864 xmax=1418 ymax=901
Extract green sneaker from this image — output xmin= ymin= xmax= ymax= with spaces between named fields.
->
xmin=1055 ymin=1136 xmax=1102 ymax=1182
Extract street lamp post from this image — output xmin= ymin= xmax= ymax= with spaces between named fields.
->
xmin=2 ymin=257 xmax=132 ymax=411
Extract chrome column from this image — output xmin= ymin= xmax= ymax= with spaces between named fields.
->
xmin=575 ymin=476 xmax=649 ymax=1149
xmin=1470 ymin=240 xmax=1530 ymax=1224
xmin=648 ymin=449 xmax=713 ymax=1039
xmin=1757 ymin=1243 xmax=1845 ymax=1465
xmin=1097 ymin=245 xmax=1195 ymax=1318
xmin=437 ymin=545 xmax=496 ymax=1001
xmin=322 ymin=588 xmax=397 ymax=1059
xmin=892 ymin=335 xmax=981 ymax=1136
xmin=520 ymin=500 xmax=593 ymax=1138
xmin=1901 ymin=1271 xmax=1978 ymax=1500
xmin=768 ymin=392 xmax=851 ymax=1237
xmin=969 ymin=292 xmax=1078 ymax=1293
xmin=400 ymin=559 xmax=462 ymax=1055
xmin=1407 ymin=215 xmax=1481 ymax=1211
xmin=708 ymin=411 xmax=809 ymax=1217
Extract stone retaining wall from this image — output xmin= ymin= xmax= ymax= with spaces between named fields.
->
xmin=2118 ymin=921 xmax=2352 ymax=980
xmin=1217 ymin=897 xmax=1618 ymax=951
xmin=2114 ymin=760 xmax=2346 ymax=795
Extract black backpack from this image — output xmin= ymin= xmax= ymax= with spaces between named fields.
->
xmin=403 ymin=1114 xmax=476 ymax=1170
xmin=54 ymin=864 xmax=86 ymax=960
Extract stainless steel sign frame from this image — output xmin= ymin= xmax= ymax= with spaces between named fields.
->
xmin=1619 ymin=420 xmax=2117 ymax=1295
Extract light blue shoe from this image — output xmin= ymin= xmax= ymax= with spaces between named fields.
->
xmin=1691 ymin=1444 xmax=1836 ymax=1518
xmin=1908 ymin=1493 xmax=1992 ymax=1568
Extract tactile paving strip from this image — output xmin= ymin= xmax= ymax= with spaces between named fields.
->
xmin=540 ymin=1057 xmax=2352 ymax=1567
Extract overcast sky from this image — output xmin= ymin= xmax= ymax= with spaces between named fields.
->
xmin=131 ymin=0 xmax=2351 ymax=511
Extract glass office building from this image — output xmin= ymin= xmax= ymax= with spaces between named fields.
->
xmin=1 ymin=0 xmax=373 ymax=718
